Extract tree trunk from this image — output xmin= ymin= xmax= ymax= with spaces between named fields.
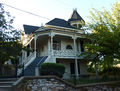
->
xmin=95 ymin=62 xmax=98 ymax=80
xmin=0 ymin=63 xmax=4 ymax=76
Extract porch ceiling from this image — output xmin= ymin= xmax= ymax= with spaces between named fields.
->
xmin=37 ymin=35 xmax=49 ymax=41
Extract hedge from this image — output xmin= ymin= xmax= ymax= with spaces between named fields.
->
xmin=40 ymin=63 xmax=65 ymax=78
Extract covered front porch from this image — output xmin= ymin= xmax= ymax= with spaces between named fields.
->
xmin=21 ymin=30 xmax=86 ymax=79
xmin=56 ymin=58 xmax=89 ymax=79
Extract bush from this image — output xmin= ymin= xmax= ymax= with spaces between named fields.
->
xmin=40 ymin=63 xmax=65 ymax=78
xmin=99 ymin=67 xmax=120 ymax=76
xmin=0 ymin=64 xmax=15 ymax=76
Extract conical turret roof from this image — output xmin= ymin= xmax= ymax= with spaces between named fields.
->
xmin=68 ymin=9 xmax=84 ymax=22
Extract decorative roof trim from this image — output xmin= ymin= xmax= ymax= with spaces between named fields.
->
xmin=45 ymin=24 xmax=80 ymax=31
xmin=24 ymin=37 xmax=34 ymax=46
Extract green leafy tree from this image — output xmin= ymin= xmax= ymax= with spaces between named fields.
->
xmin=82 ymin=2 xmax=120 ymax=76
xmin=0 ymin=3 xmax=23 ymax=75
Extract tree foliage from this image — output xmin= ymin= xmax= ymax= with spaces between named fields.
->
xmin=84 ymin=2 xmax=120 ymax=69
xmin=0 ymin=3 xmax=23 ymax=75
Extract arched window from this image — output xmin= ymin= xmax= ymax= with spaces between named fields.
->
xmin=66 ymin=45 xmax=72 ymax=50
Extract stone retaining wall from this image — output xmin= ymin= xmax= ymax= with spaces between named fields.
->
xmin=13 ymin=76 xmax=120 ymax=91
xmin=26 ymin=78 xmax=74 ymax=91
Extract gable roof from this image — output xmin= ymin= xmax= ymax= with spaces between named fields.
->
xmin=46 ymin=18 xmax=76 ymax=29
xmin=23 ymin=24 xmax=40 ymax=34
xmin=68 ymin=9 xmax=84 ymax=22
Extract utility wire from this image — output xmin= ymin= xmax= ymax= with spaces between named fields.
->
xmin=1 ymin=3 xmax=50 ymax=20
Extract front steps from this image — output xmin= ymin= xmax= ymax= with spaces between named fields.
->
xmin=24 ymin=56 xmax=47 ymax=76
xmin=0 ymin=78 xmax=18 ymax=91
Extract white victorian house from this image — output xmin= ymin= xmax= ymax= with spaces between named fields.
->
xmin=20 ymin=10 xmax=89 ymax=79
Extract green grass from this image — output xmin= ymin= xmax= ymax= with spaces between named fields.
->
xmin=67 ymin=77 xmax=120 ymax=85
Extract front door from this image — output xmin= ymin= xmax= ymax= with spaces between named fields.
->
xmin=70 ymin=63 xmax=80 ymax=75
xmin=70 ymin=63 xmax=75 ymax=74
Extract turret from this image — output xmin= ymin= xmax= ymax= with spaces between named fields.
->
xmin=68 ymin=9 xmax=85 ymax=29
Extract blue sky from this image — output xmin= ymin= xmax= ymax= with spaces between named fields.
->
xmin=1 ymin=0 xmax=119 ymax=30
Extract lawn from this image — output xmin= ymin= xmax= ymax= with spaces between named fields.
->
xmin=67 ymin=77 xmax=120 ymax=85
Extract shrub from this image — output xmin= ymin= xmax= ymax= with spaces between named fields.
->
xmin=40 ymin=63 xmax=65 ymax=78
xmin=99 ymin=67 xmax=120 ymax=76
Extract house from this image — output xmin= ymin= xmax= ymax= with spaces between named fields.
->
xmin=20 ymin=9 xmax=88 ymax=79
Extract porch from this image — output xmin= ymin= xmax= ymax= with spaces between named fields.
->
xmin=27 ymin=34 xmax=84 ymax=58
xmin=21 ymin=31 xmax=85 ymax=78
xmin=56 ymin=58 xmax=89 ymax=79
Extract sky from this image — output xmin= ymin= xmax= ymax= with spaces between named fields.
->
xmin=1 ymin=0 xmax=120 ymax=30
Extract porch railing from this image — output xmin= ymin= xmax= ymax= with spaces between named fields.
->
xmin=53 ymin=50 xmax=81 ymax=58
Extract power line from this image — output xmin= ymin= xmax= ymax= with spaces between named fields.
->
xmin=1 ymin=3 xmax=50 ymax=20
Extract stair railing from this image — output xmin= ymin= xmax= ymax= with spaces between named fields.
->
xmin=37 ymin=56 xmax=46 ymax=67
xmin=35 ymin=56 xmax=47 ymax=76
xmin=23 ymin=51 xmax=36 ymax=68
xmin=44 ymin=55 xmax=51 ymax=63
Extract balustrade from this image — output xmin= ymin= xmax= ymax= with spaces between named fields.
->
xmin=53 ymin=50 xmax=81 ymax=57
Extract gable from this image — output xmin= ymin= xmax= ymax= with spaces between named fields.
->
xmin=23 ymin=24 xmax=40 ymax=34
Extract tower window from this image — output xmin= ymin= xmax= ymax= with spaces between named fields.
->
xmin=72 ymin=24 xmax=77 ymax=28
xmin=66 ymin=45 xmax=72 ymax=50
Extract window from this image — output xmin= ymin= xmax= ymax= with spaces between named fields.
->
xmin=80 ymin=40 xmax=84 ymax=52
xmin=27 ymin=45 xmax=30 ymax=57
xmin=72 ymin=24 xmax=77 ymax=28
xmin=53 ymin=40 xmax=60 ymax=50
xmin=66 ymin=45 xmax=72 ymax=50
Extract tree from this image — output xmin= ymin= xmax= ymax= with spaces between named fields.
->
xmin=82 ymin=2 xmax=120 ymax=73
xmin=0 ymin=3 xmax=23 ymax=75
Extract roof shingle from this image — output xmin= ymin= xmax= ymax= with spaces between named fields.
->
xmin=46 ymin=18 xmax=76 ymax=29
xmin=23 ymin=25 xmax=40 ymax=34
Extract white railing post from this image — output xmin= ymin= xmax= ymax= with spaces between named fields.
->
xmin=35 ymin=67 xmax=39 ymax=76
xmin=34 ymin=35 xmax=37 ymax=57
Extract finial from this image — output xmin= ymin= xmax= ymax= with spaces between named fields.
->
xmin=41 ymin=23 xmax=43 ymax=26
xmin=73 ymin=8 xmax=77 ymax=11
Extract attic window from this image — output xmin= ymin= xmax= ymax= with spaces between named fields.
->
xmin=66 ymin=45 xmax=72 ymax=50
xmin=72 ymin=24 xmax=77 ymax=28
xmin=78 ymin=24 xmax=82 ymax=28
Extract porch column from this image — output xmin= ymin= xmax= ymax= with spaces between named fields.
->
xmin=29 ymin=41 xmax=32 ymax=55
xmin=34 ymin=35 xmax=37 ymax=57
xmin=73 ymin=36 xmax=79 ymax=79
xmin=50 ymin=33 xmax=54 ymax=55
xmin=48 ymin=37 xmax=51 ymax=55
